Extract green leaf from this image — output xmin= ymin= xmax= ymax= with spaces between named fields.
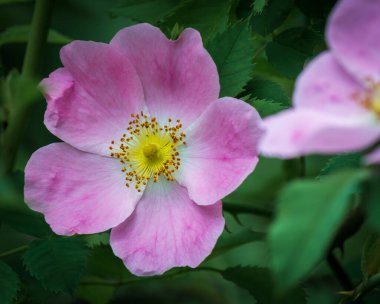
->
xmin=221 ymin=266 xmax=307 ymax=304
xmin=109 ymin=0 xmax=185 ymax=23
xmin=249 ymin=98 xmax=287 ymax=117
xmin=0 ymin=209 xmax=52 ymax=238
xmin=0 ymin=261 xmax=20 ymax=304
xmin=270 ymin=169 xmax=369 ymax=291
xmin=266 ymin=27 xmax=324 ymax=79
xmin=319 ymin=153 xmax=361 ymax=178
xmin=25 ymin=279 xmax=74 ymax=304
xmin=252 ymin=0 xmax=268 ymax=13
xmin=361 ymin=233 xmax=380 ymax=280
xmin=23 ymin=238 xmax=89 ymax=293
xmin=207 ymin=20 xmax=254 ymax=97
xmin=83 ymin=232 xmax=109 ymax=248
xmin=251 ymin=0 xmax=293 ymax=36
xmin=0 ymin=25 xmax=71 ymax=47
xmin=163 ymin=0 xmax=231 ymax=40
xmin=247 ymin=77 xmax=291 ymax=105
xmin=295 ymin=0 xmax=336 ymax=19
xmin=363 ymin=170 xmax=380 ymax=235
xmin=211 ymin=228 xmax=265 ymax=258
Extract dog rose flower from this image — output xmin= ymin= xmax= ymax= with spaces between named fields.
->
xmin=259 ymin=0 xmax=380 ymax=158
xmin=24 ymin=24 xmax=262 ymax=276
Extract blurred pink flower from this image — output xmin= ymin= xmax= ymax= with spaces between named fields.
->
xmin=365 ymin=147 xmax=380 ymax=165
xmin=259 ymin=0 xmax=380 ymax=158
xmin=24 ymin=24 xmax=262 ymax=276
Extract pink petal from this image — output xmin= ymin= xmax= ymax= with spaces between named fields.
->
xmin=44 ymin=41 xmax=145 ymax=156
xmin=40 ymin=68 xmax=73 ymax=103
xmin=365 ymin=147 xmax=380 ymax=165
xmin=259 ymin=108 xmax=380 ymax=158
xmin=110 ymin=180 xmax=224 ymax=276
xmin=294 ymin=52 xmax=366 ymax=116
xmin=327 ymin=0 xmax=380 ymax=83
xmin=24 ymin=143 xmax=143 ymax=235
xmin=110 ymin=23 xmax=219 ymax=127
xmin=174 ymin=97 xmax=262 ymax=205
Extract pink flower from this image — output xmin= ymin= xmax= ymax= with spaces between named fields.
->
xmin=259 ymin=0 xmax=380 ymax=158
xmin=24 ymin=24 xmax=262 ymax=276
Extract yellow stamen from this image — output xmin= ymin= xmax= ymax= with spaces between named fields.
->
xmin=109 ymin=112 xmax=186 ymax=191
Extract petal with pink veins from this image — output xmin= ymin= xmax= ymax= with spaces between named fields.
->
xmin=44 ymin=41 xmax=145 ymax=156
xmin=327 ymin=0 xmax=380 ymax=83
xmin=110 ymin=180 xmax=224 ymax=276
xmin=294 ymin=52 xmax=366 ymax=117
xmin=259 ymin=108 xmax=380 ymax=158
xmin=110 ymin=23 xmax=219 ymax=127
xmin=174 ymin=97 xmax=262 ymax=205
xmin=24 ymin=143 xmax=143 ymax=235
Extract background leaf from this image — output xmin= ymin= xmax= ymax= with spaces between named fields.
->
xmin=221 ymin=266 xmax=307 ymax=304
xmin=251 ymin=0 xmax=293 ymax=36
xmin=0 ymin=209 xmax=52 ymax=238
xmin=266 ymin=27 xmax=324 ymax=79
xmin=0 ymin=261 xmax=20 ymax=304
xmin=270 ymin=169 xmax=369 ymax=291
xmin=364 ymin=170 xmax=380 ymax=235
xmin=252 ymin=0 xmax=268 ymax=14
xmin=319 ymin=153 xmax=361 ymax=178
xmin=23 ymin=238 xmax=89 ymax=293
xmin=207 ymin=20 xmax=255 ymax=97
xmin=211 ymin=228 xmax=265 ymax=258
xmin=109 ymin=0 xmax=186 ymax=23
xmin=162 ymin=0 xmax=231 ymax=40
xmin=249 ymin=98 xmax=287 ymax=117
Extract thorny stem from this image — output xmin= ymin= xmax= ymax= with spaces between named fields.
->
xmin=0 ymin=0 xmax=54 ymax=175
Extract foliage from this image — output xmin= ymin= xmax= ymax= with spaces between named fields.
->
xmin=207 ymin=19 xmax=255 ymax=97
xmin=221 ymin=266 xmax=307 ymax=304
xmin=270 ymin=169 xmax=369 ymax=291
xmin=0 ymin=261 xmax=20 ymax=304
xmin=23 ymin=238 xmax=89 ymax=293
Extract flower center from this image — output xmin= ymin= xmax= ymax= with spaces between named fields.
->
xmin=355 ymin=81 xmax=380 ymax=117
xmin=143 ymin=143 xmax=159 ymax=160
xmin=109 ymin=112 xmax=186 ymax=192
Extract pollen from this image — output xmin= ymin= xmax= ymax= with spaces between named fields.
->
xmin=109 ymin=112 xmax=186 ymax=191
xmin=355 ymin=80 xmax=380 ymax=117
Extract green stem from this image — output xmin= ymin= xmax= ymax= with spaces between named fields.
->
xmin=0 ymin=244 xmax=28 ymax=259
xmin=22 ymin=0 xmax=55 ymax=79
xmin=80 ymin=267 xmax=222 ymax=287
xmin=0 ymin=0 xmax=54 ymax=175
xmin=326 ymin=252 xmax=354 ymax=291
xmin=355 ymin=273 xmax=380 ymax=301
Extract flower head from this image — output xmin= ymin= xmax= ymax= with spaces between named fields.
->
xmin=24 ymin=24 xmax=262 ymax=276
xmin=259 ymin=0 xmax=380 ymax=158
